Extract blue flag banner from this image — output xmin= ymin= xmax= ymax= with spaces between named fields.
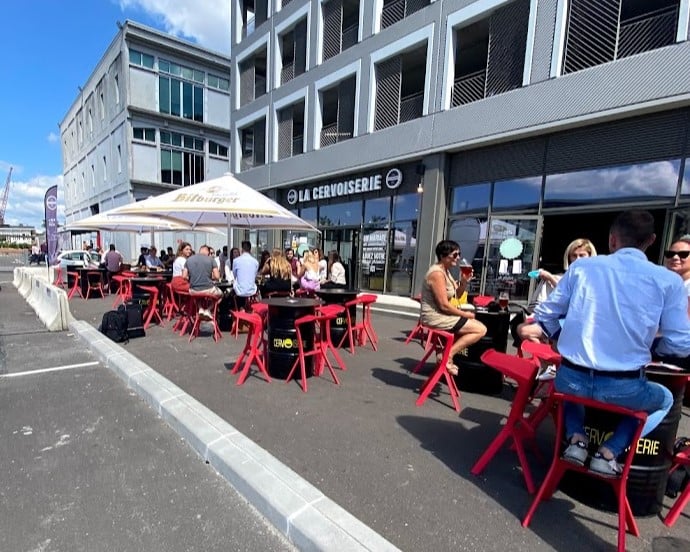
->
xmin=44 ymin=185 xmax=59 ymax=265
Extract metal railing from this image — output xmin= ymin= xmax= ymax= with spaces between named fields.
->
xmin=399 ymin=92 xmax=423 ymax=123
xmin=451 ymin=69 xmax=486 ymax=107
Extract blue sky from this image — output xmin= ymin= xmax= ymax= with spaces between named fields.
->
xmin=0 ymin=0 xmax=229 ymax=228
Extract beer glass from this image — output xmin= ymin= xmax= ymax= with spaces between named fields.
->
xmin=460 ymin=258 xmax=473 ymax=279
xmin=498 ymin=291 xmax=509 ymax=311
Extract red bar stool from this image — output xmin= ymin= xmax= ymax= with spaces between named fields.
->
xmin=285 ymin=311 xmax=341 ymax=393
xmin=187 ymin=293 xmax=222 ymax=342
xmin=315 ymin=304 xmax=347 ymax=373
xmin=162 ymin=282 xmax=179 ymax=321
xmin=111 ymin=275 xmax=131 ymax=308
xmin=138 ymin=285 xmax=164 ymax=329
xmin=413 ymin=326 xmax=461 ymax=412
xmin=522 ymin=394 xmax=648 ymax=552
xmin=404 ymin=295 xmax=429 ymax=347
xmin=84 ymin=270 xmax=105 ymax=299
xmin=520 ymin=341 xmax=562 ymax=436
xmin=173 ymin=291 xmax=195 ymax=336
xmin=470 ymin=349 xmax=541 ymax=493
xmin=663 ymin=446 xmax=690 ymax=527
xmin=52 ymin=266 xmax=64 ymax=288
xmin=67 ymin=271 xmax=83 ymax=299
xmin=337 ymin=294 xmax=378 ymax=354
xmin=231 ymin=310 xmax=270 ymax=385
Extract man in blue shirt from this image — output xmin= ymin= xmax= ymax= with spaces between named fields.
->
xmin=232 ymin=240 xmax=259 ymax=310
xmin=534 ymin=210 xmax=690 ymax=476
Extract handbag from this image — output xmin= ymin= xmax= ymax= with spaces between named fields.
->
xmin=450 ymin=291 xmax=468 ymax=307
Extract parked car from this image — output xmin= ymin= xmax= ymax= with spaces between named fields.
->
xmin=57 ymin=250 xmax=101 ymax=282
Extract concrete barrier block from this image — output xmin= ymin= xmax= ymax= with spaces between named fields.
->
xmin=13 ymin=267 xmax=22 ymax=288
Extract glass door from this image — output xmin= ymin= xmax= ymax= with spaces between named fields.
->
xmin=482 ymin=215 xmax=542 ymax=303
xmin=322 ymin=227 xmax=360 ymax=289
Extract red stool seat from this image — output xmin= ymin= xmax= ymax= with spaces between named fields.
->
xmin=67 ymin=271 xmax=83 ymax=299
xmin=111 ymin=275 xmax=132 ymax=308
xmin=138 ymin=285 xmax=164 ymax=329
xmin=52 ymin=266 xmax=64 ymax=288
xmin=187 ymin=293 xmax=222 ymax=342
xmin=470 ymin=349 xmax=541 ymax=493
xmin=664 ymin=447 xmax=690 ymax=527
xmin=412 ymin=326 xmax=461 ymax=412
xmin=337 ymin=294 xmax=378 ymax=354
xmin=522 ymin=393 xmax=648 ymax=552
xmin=162 ymin=282 xmax=179 ymax=321
xmin=231 ymin=311 xmax=270 ymax=385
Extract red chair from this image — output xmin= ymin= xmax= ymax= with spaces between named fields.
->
xmin=337 ymin=294 xmax=378 ymax=354
xmin=173 ymin=291 xmax=195 ymax=336
xmin=285 ymin=310 xmax=341 ymax=393
xmin=519 ymin=341 xmax=562 ymax=436
xmin=67 ymin=271 xmax=83 ymax=299
xmin=315 ymin=304 xmax=347 ymax=373
xmin=470 ymin=349 xmax=541 ymax=493
xmin=231 ymin=311 xmax=270 ymax=385
xmin=111 ymin=275 xmax=132 ymax=308
xmin=187 ymin=293 xmax=222 ymax=342
xmin=230 ymin=292 xmax=261 ymax=337
xmin=162 ymin=282 xmax=179 ymax=321
xmin=412 ymin=326 xmax=461 ymax=412
xmin=138 ymin=284 xmax=164 ymax=329
xmin=522 ymin=394 xmax=648 ymax=552
xmin=52 ymin=266 xmax=64 ymax=288
xmin=663 ymin=446 xmax=690 ymax=527
xmin=84 ymin=270 xmax=105 ymax=299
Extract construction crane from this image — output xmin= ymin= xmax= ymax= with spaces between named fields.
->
xmin=0 ymin=167 xmax=12 ymax=226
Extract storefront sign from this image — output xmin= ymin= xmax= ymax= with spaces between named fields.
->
xmin=286 ymin=168 xmax=403 ymax=205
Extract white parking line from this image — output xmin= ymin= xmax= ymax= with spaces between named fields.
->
xmin=1 ymin=361 xmax=100 ymax=378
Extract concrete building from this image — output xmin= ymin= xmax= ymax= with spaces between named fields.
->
xmin=231 ymin=0 xmax=690 ymax=301
xmin=60 ymin=20 xmax=232 ymax=260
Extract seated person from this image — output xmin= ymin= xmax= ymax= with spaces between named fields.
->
xmin=136 ymin=247 xmax=148 ymax=269
xmin=420 ymin=240 xmax=487 ymax=376
xmin=232 ymin=241 xmax=259 ymax=309
xmin=298 ymin=250 xmax=321 ymax=293
xmin=145 ymin=246 xmax=164 ymax=271
xmin=182 ymin=245 xmax=221 ymax=319
xmin=261 ymin=248 xmax=293 ymax=296
xmin=171 ymin=242 xmax=192 ymax=293
xmin=321 ymin=250 xmax=347 ymax=289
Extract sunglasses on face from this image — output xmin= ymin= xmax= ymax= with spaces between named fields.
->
xmin=449 ymin=252 xmax=460 ymax=259
xmin=664 ymin=250 xmax=690 ymax=259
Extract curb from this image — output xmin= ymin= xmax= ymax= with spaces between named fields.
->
xmin=69 ymin=319 xmax=402 ymax=552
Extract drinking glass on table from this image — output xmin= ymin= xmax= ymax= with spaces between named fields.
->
xmin=498 ymin=291 xmax=509 ymax=311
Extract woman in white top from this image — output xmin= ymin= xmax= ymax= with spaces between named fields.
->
xmin=322 ymin=250 xmax=347 ymax=288
xmin=171 ymin=242 xmax=193 ymax=293
xmin=314 ymin=248 xmax=328 ymax=283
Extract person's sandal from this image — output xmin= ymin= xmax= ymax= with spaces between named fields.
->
xmin=446 ymin=363 xmax=459 ymax=376
xmin=589 ymin=452 xmax=622 ymax=477
xmin=563 ymin=440 xmax=589 ymax=466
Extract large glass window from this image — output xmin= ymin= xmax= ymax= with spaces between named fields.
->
xmin=451 ymin=183 xmax=491 ymax=214
xmin=364 ymin=197 xmax=390 ymax=224
xmin=160 ymin=130 xmax=205 ymax=186
xmin=393 ymin=193 xmax=420 ymax=221
xmin=129 ymin=48 xmax=154 ymax=69
xmin=159 ymin=76 xmax=203 ymax=122
xmin=544 ymin=160 xmax=680 ymax=207
xmin=492 ymin=177 xmax=542 ymax=211
xmin=319 ymin=200 xmax=362 ymax=226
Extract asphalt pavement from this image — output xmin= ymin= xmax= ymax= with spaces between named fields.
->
xmin=4 ymin=258 xmax=690 ymax=551
xmin=0 ymin=279 xmax=295 ymax=552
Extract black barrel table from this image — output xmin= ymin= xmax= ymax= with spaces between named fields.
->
xmin=560 ymin=362 xmax=689 ymax=516
xmin=314 ymin=288 xmax=359 ymax=348
xmin=453 ymin=308 xmax=510 ymax=395
xmin=264 ymin=297 xmax=320 ymax=380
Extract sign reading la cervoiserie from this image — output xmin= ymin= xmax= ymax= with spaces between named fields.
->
xmin=286 ymin=168 xmax=403 ymax=205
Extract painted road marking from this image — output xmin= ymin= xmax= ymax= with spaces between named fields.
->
xmin=1 ymin=361 xmax=100 ymax=378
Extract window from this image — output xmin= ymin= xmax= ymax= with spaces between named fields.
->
xmin=562 ymin=0 xmax=679 ymax=74
xmin=279 ymin=18 xmax=308 ymax=84
xmin=100 ymin=92 xmax=105 ymax=120
xmin=209 ymin=140 xmax=229 ymax=158
xmin=240 ymin=118 xmax=266 ymax=171
xmin=492 ymin=177 xmax=541 ymax=211
xmin=208 ymin=73 xmax=230 ymax=91
xmin=277 ymin=100 xmax=305 ymax=160
xmin=374 ymin=44 xmax=427 ymax=131
xmin=102 ymin=156 xmax=107 ymax=182
xmin=114 ymin=74 xmax=120 ymax=105
xmin=129 ymin=48 xmax=154 ymax=69
xmin=450 ymin=0 xmax=530 ymax=108
xmin=381 ymin=0 xmax=431 ymax=29
xmin=87 ymin=108 xmax=93 ymax=134
xmin=91 ymin=164 xmax=95 ymax=189
xmin=159 ymin=76 xmax=204 ymax=122
xmin=133 ymin=127 xmax=156 ymax=142
xmin=450 ymin=183 xmax=491 ymax=214
xmin=159 ymin=59 xmax=205 ymax=82
xmin=238 ymin=47 xmax=268 ymax=106
xmin=160 ymin=130 xmax=205 ymax=186
xmin=322 ymin=0 xmax=360 ymax=61
xmin=318 ymin=75 xmax=356 ymax=148
xmin=241 ymin=0 xmax=269 ymax=38
xmin=117 ymin=145 xmax=122 ymax=173
xmin=319 ymin=200 xmax=362 ymax=226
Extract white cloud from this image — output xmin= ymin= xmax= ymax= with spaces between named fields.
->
xmin=2 ymin=174 xmax=64 ymax=229
xmin=47 ymin=132 xmax=59 ymax=143
xmin=118 ymin=0 xmax=231 ymax=53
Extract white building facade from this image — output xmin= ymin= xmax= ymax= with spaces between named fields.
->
xmin=60 ymin=20 xmax=232 ymax=260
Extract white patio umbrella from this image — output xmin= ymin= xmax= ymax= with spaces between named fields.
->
xmin=108 ymin=173 xmax=319 ymax=232
xmin=64 ymin=212 xmax=222 ymax=234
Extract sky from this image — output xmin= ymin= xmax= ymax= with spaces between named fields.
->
xmin=0 ymin=0 xmax=230 ymax=229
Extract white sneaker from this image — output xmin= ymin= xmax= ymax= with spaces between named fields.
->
xmin=198 ymin=308 xmax=213 ymax=320
xmin=536 ymin=364 xmax=557 ymax=381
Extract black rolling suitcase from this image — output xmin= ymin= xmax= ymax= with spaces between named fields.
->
xmin=123 ymin=302 xmax=146 ymax=339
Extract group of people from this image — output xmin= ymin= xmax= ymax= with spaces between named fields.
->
xmin=421 ymin=210 xmax=690 ymax=477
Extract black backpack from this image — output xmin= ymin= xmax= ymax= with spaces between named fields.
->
xmin=100 ymin=306 xmax=129 ymax=343
xmin=666 ymin=437 xmax=690 ymax=498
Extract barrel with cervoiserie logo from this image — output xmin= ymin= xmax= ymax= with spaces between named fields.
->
xmin=265 ymin=297 xmax=318 ymax=380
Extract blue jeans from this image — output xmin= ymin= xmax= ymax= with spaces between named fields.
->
xmin=554 ymin=364 xmax=673 ymax=457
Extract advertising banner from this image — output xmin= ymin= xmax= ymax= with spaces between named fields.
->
xmin=44 ymin=185 xmax=58 ymax=265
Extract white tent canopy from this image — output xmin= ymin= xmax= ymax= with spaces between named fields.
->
xmin=109 ymin=173 xmax=319 ymax=232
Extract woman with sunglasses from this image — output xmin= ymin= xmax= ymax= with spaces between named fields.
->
xmin=420 ymin=240 xmax=487 ymax=375
xmin=663 ymin=237 xmax=690 ymax=316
